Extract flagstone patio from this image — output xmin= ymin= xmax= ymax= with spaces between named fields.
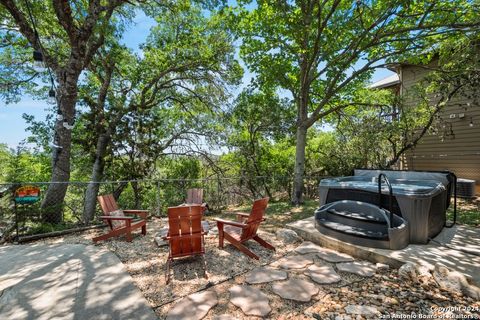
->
xmin=5 ymin=217 xmax=479 ymax=319
xmin=288 ymin=216 xmax=480 ymax=286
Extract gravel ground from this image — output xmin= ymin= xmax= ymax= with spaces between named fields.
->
xmin=35 ymin=218 xmax=298 ymax=309
xmin=33 ymin=218 xmax=480 ymax=320
xmin=156 ymin=256 xmax=480 ymax=320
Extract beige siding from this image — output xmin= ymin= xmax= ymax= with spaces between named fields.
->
xmin=401 ymin=64 xmax=480 ymax=186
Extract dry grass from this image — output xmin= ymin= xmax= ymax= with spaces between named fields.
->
xmin=209 ymin=200 xmax=318 ymax=233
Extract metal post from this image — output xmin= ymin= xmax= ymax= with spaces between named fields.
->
xmin=378 ymin=174 xmax=393 ymax=227
xmin=156 ymin=181 xmax=161 ymax=216
xmin=216 ymin=176 xmax=221 ymax=207
xmin=14 ymin=195 xmax=19 ymax=242
xmin=445 ymin=172 xmax=457 ymax=228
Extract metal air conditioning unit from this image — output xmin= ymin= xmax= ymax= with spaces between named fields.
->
xmin=456 ymin=178 xmax=476 ymax=198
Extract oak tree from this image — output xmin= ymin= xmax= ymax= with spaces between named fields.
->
xmin=236 ymin=0 xmax=480 ymax=204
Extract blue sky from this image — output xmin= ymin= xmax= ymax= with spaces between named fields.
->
xmin=0 ymin=10 xmax=394 ymax=149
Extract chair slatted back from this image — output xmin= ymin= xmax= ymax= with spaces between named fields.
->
xmin=97 ymin=194 xmax=119 ymax=215
xmin=186 ymin=188 xmax=204 ymax=204
xmin=97 ymin=194 xmax=121 ymax=229
xmin=241 ymin=197 xmax=269 ymax=240
xmin=167 ymin=205 xmax=204 ymax=258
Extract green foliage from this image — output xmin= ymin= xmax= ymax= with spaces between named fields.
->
xmin=70 ymin=3 xmax=243 ymax=190
xmin=162 ymin=157 xmax=202 ymax=181
xmin=233 ymin=0 xmax=480 ymax=202
xmin=236 ymin=0 xmax=479 ymax=112
xmin=327 ymin=33 xmax=480 ymax=170
xmin=448 ymin=199 xmax=480 ymax=227
xmin=2 ymin=2 xmax=480 ymax=231
xmin=0 ymin=33 xmax=36 ymax=103
xmin=156 ymin=157 xmax=203 ymax=211
xmin=0 ymin=1 xmax=134 ymax=103
xmin=305 ymin=131 xmax=352 ymax=176
xmin=218 ymin=89 xmax=295 ymax=197
xmin=0 ymin=144 xmax=11 ymax=182
xmin=0 ymin=144 xmax=50 ymax=183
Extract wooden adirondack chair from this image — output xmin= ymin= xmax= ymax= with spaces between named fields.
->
xmin=214 ymin=197 xmax=275 ymax=259
xmin=163 ymin=204 xmax=207 ymax=283
xmin=93 ymin=194 xmax=148 ymax=243
xmin=185 ymin=188 xmax=209 ymax=212
xmin=186 ymin=188 xmax=203 ymax=204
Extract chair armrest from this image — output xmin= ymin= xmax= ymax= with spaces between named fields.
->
xmin=214 ymin=218 xmax=247 ymax=228
xmin=99 ymin=216 xmax=134 ymax=221
xmin=234 ymin=212 xmax=250 ymax=218
xmin=222 ymin=211 xmax=249 ymax=221
xmin=123 ymin=210 xmax=148 ymax=219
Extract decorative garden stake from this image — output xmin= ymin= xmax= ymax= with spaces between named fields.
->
xmin=13 ymin=185 xmax=41 ymax=241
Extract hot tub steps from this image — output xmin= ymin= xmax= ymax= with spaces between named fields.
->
xmin=327 ymin=209 xmax=385 ymax=224
xmin=325 ymin=208 xmax=388 ymax=231
xmin=317 ymin=219 xmax=389 ymax=240
xmin=315 ymin=200 xmax=410 ymax=250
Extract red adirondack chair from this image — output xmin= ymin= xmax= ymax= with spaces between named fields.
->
xmin=186 ymin=188 xmax=204 ymax=204
xmin=93 ymin=194 xmax=148 ymax=243
xmin=163 ymin=204 xmax=207 ymax=283
xmin=185 ymin=188 xmax=210 ymax=212
xmin=215 ymin=197 xmax=275 ymax=259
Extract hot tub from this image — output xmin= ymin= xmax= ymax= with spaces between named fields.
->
xmin=319 ymin=169 xmax=455 ymax=244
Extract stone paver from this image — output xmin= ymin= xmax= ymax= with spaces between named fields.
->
xmin=167 ymin=290 xmax=218 ymax=320
xmin=316 ymin=249 xmax=354 ymax=263
xmin=336 ymin=261 xmax=376 ymax=277
xmin=376 ymin=263 xmax=390 ymax=271
xmin=304 ymin=264 xmax=341 ymax=284
xmin=344 ymin=304 xmax=380 ymax=316
xmin=433 ymin=263 xmax=480 ymax=299
xmin=272 ymin=278 xmax=319 ymax=302
xmin=245 ymin=267 xmax=288 ymax=284
xmin=229 ymin=285 xmax=271 ymax=317
xmin=288 ymin=217 xmax=480 ymax=287
xmin=213 ymin=315 xmax=238 ymax=320
xmin=276 ymin=228 xmax=301 ymax=244
xmin=271 ymin=255 xmax=314 ymax=269
xmin=155 ymin=227 xmax=169 ymax=247
xmin=294 ymin=241 xmax=325 ymax=254
xmin=398 ymin=262 xmax=417 ymax=280
xmin=209 ymin=226 xmax=219 ymax=236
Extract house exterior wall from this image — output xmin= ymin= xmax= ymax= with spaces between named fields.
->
xmin=400 ymin=64 xmax=480 ymax=190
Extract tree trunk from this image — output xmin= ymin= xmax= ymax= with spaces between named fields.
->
xmin=246 ymin=178 xmax=259 ymax=199
xmin=292 ymin=48 xmax=310 ymax=205
xmin=113 ymin=181 xmax=128 ymax=200
xmin=83 ymin=134 xmax=110 ymax=223
xmin=292 ymin=125 xmax=308 ymax=205
xmin=1 ymin=0 xmax=120 ymax=224
xmin=132 ymin=181 xmax=141 ymax=209
xmin=41 ymin=74 xmax=79 ymax=223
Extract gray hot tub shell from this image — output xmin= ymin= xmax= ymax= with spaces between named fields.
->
xmin=319 ymin=170 xmax=452 ymax=244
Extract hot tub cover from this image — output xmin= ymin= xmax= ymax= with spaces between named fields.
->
xmin=319 ymin=176 xmax=445 ymax=198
